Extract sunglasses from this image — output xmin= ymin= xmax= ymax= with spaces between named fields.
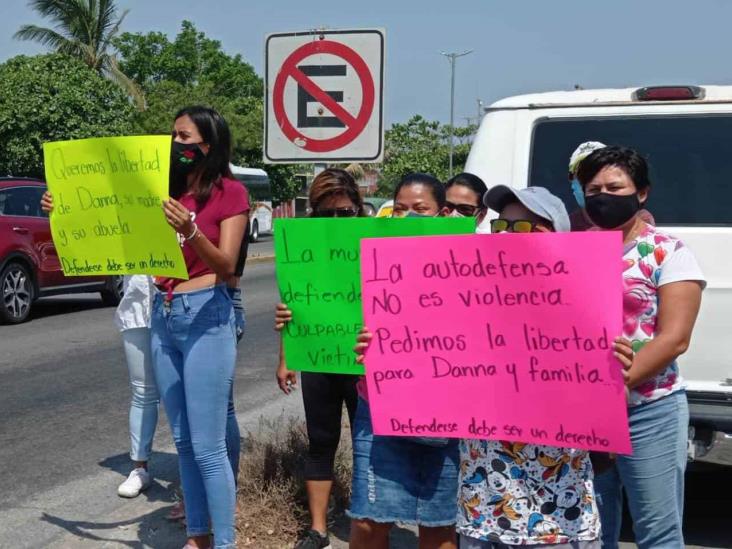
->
xmin=490 ymin=219 xmax=537 ymax=233
xmin=445 ymin=201 xmax=481 ymax=217
xmin=314 ymin=207 xmax=359 ymax=218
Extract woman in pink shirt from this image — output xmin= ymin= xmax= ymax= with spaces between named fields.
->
xmin=152 ymin=106 xmax=249 ymax=549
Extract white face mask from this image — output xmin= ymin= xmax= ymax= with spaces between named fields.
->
xmin=475 ymin=215 xmax=493 ymax=234
xmin=447 ymin=210 xmax=465 ymax=218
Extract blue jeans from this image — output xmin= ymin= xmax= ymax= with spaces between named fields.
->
xmin=122 ymin=328 xmax=159 ymax=462
xmin=594 ymin=391 xmax=689 ymax=549
xmin=226 ymin=389 xmax=240 ymax=483
xmin=225 ymin=285 xmax=243 ymax=478
xmin=227 ymin=286 xmax=245 ymax=342
xmin=151 ymin=285 xmax=237 ymax=548
xmin=122 ymin=326 xmax=240 ymax=478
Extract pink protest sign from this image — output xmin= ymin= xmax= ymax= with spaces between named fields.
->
xmin=360 ymin=231 xmax=631 ymax=454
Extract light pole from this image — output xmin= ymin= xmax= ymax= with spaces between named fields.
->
xmin=441 ymin=49 xmax=473 ymax=177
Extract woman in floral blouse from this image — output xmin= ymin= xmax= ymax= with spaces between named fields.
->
xmin=576 ymin=146 xmax=705 ymax=549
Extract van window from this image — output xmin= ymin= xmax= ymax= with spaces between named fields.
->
xmin=529 ymin=115 xmax=732 ymax=225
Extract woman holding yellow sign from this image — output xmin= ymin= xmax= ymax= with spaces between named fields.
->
xmin=152 ymin=106 xmax=249 ymax=549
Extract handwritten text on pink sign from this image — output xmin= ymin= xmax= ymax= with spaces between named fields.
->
xmin=361 ymin=232 xmax=631 ymax=454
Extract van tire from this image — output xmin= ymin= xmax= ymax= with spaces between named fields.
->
xmin=249 ymin=220 xmax=259 ymax=243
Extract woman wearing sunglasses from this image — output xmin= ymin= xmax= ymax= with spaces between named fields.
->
xmin=445 ymin=172 xmax=488 ymax=222
xmin=457 ymin=185 xmax=602 ymax=549
xmin=274 ymin=168 xmax=364 ymax=549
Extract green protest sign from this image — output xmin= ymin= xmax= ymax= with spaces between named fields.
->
xmin=43 ymin=136 xmax=187 ymax=279
xmin=275 ymin=217 xmax=475 ymax=374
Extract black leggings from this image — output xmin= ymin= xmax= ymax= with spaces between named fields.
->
xmin=301 ymin=371 xmax=359 ymax=481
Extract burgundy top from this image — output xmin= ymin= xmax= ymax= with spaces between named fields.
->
xmin=161 ymin=177 xmax=249 ymax=287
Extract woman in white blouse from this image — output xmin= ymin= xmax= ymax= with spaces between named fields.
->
xmin=42 ymin=190 xmax=162 ymax=498
xmin=115 ymin=275 xmax=160 ymax=497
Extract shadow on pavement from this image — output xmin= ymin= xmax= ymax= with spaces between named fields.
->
xmin=40 ymin=453 xmax=186 ymax=548
xmin=40 ymin=505 xmax=181 ymax=549
xmin=29 ymin=295 xmax=109 ymax=321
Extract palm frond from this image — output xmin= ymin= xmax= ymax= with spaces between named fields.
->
xmin=98 ymin=0 xmax=127 ymax=38
xmin=104 ymin=54 xmax=146 ymax=110
xmin=98 ymin=9 xmax=128 ymax=56
xmin=18 ymin=0 xmax=143 ymax=108
xmin=14 ymin=24 xmax=74 ymax=51
xmin=26 ymin=0 xmax=69 ymax=20
xmin=74 ymin=0 xmax=97 ymax=51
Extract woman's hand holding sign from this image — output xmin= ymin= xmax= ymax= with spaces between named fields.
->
xmin=613 ymin=336 xmax=634 ymax=401
xmin=41 ymin=191 xmax=53 ymax=213
xmin=274 ymin=302 xmax=293 ymax=331
xmin=163 ymin=198 xmax=195 ymax=238
xmin=274 ymin=303 xmax=298 ymax=394
xmin=354 ymin=327 xmax=373 ymax=364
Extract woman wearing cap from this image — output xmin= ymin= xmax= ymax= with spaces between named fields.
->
xmin=576 ymin=146 xmax=704 ymax=548
xmin=568 ymin=141 xmax=655 ymax=231
xmin=456 ymin=185 xmax=602 ymax=549
xmin=568 ymin=141 xmax=607 ymax=231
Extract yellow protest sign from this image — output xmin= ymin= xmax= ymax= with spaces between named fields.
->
xmin=43 ymin=136 xmax=188 ymax=279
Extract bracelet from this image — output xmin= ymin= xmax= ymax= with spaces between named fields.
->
xmin=185 ymin=223 xmax=199 ymax=241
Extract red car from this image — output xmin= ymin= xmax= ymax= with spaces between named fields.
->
xmin=0 ymin=177 xmax=122 ymax=324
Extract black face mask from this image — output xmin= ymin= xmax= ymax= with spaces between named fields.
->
xmin=171 ymin=141 xmax=205 ymax=176
xmin=585 ymin=192 xmax=641 ymax=229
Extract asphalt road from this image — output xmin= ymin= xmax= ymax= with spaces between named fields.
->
xmin=248 ymin=232 xmax=274 ymax=259
xmin=1 ymin=238 xmax=730 ymax=547
xmin=0 ymin=248 xmax=287 ymax=547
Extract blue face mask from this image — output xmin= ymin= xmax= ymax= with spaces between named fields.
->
xmin=570 ymin=178 xmax=585 ymax=208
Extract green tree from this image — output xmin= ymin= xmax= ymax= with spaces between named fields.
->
xmin=115 ymin=21 xmax=300 ymax=202
xmin=115 ymin=21 xmax=262 ymax=99
xmin=0 ymin=54 xmax=134 ymax=177
xmin=14 ymin=0 xmax=143 ymax=107
xmin=378 ymin=115 xmax=476 ymax=195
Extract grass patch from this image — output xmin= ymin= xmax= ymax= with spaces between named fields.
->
xmin=235 ymin=414 xmax=352 ymax=548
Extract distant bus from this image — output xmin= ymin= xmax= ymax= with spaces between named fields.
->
xmin=230 ymin=165 xmax=272 ymax=242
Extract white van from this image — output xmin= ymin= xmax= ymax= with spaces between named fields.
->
xmin=230 ymin=165 xmax=273 ymax=242
xmin=465 ymin=85 xmax=732 ymax=466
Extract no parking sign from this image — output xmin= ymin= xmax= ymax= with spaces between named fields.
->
xmin=264 ymin=29 xmax=385 ymax=163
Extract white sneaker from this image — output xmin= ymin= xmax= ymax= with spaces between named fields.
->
xmin=117 ymin=467 xmax=151 ymax=498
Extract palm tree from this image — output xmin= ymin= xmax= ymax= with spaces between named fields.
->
xmin=14 ymin=0 xmax=144 ymax=109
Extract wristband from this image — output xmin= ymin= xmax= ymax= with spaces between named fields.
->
xmin=185 ymin=223 xmax=199 ymax=241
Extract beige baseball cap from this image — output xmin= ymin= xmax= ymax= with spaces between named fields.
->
xmin=568 ymin=141 xmax=606 ymax=176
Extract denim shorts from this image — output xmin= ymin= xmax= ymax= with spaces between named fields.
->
xmin=348 ymin=398 xmax=459 ymax=526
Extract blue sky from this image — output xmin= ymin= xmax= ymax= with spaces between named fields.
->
xmin=3 ymin=0 xmax=732 ymax=126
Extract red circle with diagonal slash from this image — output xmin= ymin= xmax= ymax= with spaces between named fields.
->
xmin=273 ymin=40 xmax=375 ymax=153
